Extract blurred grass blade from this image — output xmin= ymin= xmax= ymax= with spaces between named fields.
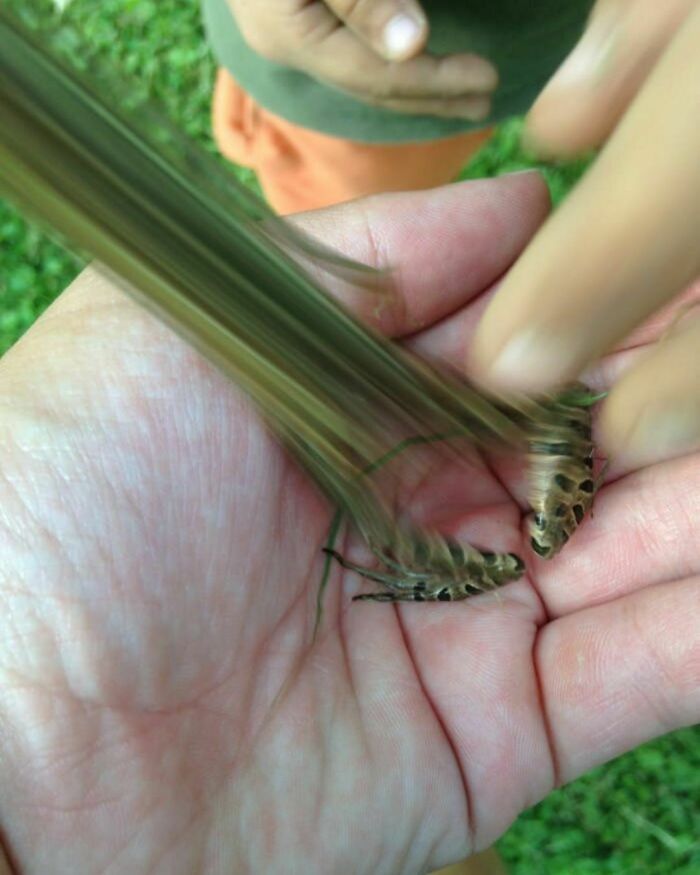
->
xmin=0 ymin=5 xmax=529 ymax=550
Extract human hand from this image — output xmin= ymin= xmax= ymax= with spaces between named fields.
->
xmin=226 ymin=0 xmax=497 ymax=119
xmin=0 ymin=175 xmax=698 ymax=874
xmin=469 ymin=1 xmax=700 ymax=469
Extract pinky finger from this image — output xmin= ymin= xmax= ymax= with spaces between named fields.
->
xmin=600 ymin=311 xmax=700 ymax=468
xmin=379 ymin=95 xmax=491 ymax=121
xmin=340 ymin=89 xmax=492 ymax=120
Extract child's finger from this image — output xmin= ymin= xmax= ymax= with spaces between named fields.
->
xmin=468 ymin=6 xmax=700 ymax=394
xmin=302 ymin=27 xmax=498 ymax=107
xmin=324 ymin=0 xmax=428 ymax=61
xmin=342 ymin=91 xmax=491 ymax=121
xmin=524 ymin=0 xmax=696 ymax=156
xmin=599 ymin=314 xmax=700 ymax=469
xmin=233 ymin=1 xmax=497 ymax=115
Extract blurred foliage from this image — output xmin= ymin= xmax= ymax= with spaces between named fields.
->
xmin=0 ymin=202 xmax=82 ymax=354
xmin=0 ymin=4 xmax=697 ymax=874
xmin=499 ymin=727 xmax=700 ymax=875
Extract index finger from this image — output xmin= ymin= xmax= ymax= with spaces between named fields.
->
xmin=294 ymin=16 xmax=498 ymax=102
xmin=468 ymin=5 xmax=700 ymax=393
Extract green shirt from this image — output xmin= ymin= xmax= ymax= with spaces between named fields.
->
xmin=202 ymin=0 xmax=593 ymax=143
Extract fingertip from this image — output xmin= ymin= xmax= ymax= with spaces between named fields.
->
xmin=382 ymin=11 xmax=427 ymax=60
xmin=493 ymin=168 xmax=550 ymax=207
xmin=599 ymin=387 xmax=700 ymax=470
xmin=441 ymin=53 xmax=499 ymax=94
xmin=467 ymin=327 xmax=579 ymax=396
xmin=597 ymin=305 xmax=700 ymax=468
xmin=523 ymin=99 xmax=608 ymax=160
xmin=520 ymin=0 xmax=625 ymax=159
xmin=459 ymin=97 xmax=491 ymax=122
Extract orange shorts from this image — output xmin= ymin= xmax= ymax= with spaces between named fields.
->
xmin=212 ymin=68 xmax=493 ymax=215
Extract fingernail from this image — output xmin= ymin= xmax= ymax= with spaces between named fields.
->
xmin=483 ymin=330 xmax=578 ymax=392
xmin=383 ymin=13 xmax=423 ymax=59
xmin=622 ymin=407 xmax=700 ymax=466
xmin=541 ymin=12 xmax=619 ymax=93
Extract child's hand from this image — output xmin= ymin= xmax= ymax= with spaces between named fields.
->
xmin=469 ymin=1 xmax=700 ymax=469
xmin=227 ymin=0 xmax=497 ymax=119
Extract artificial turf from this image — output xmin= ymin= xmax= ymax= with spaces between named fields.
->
xmin=0 ymin=2 xmax=698 ymax=872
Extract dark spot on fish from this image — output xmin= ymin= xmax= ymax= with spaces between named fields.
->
xmin=414 ymin=581 xmax=427 ymax=591
xmin=584 ymin=457 xmax=594 ymax=469
xmin=555 ymin=503 xmax=567 ymax=518
xmin=480 ymin=550 xmax=496 ymax=562
xmin=437 ymin=589 xmax=452 ymax=601
xmin=560 ymin=530 xmax=570 ymax=544
xmin=413 ymin=593 xmax=425 ymax=602
xmin=448 ymin=541 xmax=466 ymax=567
xmin=579 ymin=479 xmax=595 ymax=493
xmin=573 ymin=504 xmax=585 ymax=523
xmin=530 ymin=538 xmax=550 ymax=557
xmin=534 ymin=513 xmax=545 ymax=528
xmin=509 ymin=553 xmax=526 ymax=573
xmin=555 ymin=474 xmax=575 ymax=492
xmin=467 ymin=561 xmax=486 ymax=579
xmin=568 ymin=419 xmax=592 ymax=439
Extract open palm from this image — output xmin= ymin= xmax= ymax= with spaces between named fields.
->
xmin=0 ymin=174 xmax=697 ymax=875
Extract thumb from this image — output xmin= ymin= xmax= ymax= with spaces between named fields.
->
xmin=524 ymin=0 xmax=696 ymax=157
xmin=324 ymin=0 xmax=429 ymax=61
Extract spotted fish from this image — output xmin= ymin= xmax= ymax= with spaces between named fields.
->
xmin=324 ymin=533 xmax=524 ymax=603
xmin=325 ymin=384 xmax=604 ymax=602
xmin=526 ymin=384 xmax=600 ymax=559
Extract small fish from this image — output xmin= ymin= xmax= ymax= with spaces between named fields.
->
xmin=324 ymin=532 xmax=524 ymax=603
xmin=526 ymin=383 xmax=604 ymax=559
xmin=324 ymin=384 xmax=606 ymax=602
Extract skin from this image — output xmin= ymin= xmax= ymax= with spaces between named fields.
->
xmin=469 ymin=0 xmax=700 ymax=469
xmin=226 ymin=0 xmax=700 ymax=470
xmin=226 ymin=0 xmax=497 ymax=119
xmin=0 ymin=175 xmax=698 ymax=874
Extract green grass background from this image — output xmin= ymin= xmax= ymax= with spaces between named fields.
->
xmin=0 ymin=2 xmax=698 ymax=872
